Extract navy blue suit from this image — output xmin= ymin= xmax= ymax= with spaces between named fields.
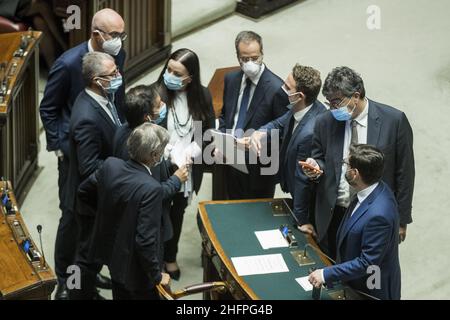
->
xmin=218 ymin=67 xmax=289 ymax=199
xmin=39 ymin=41 xmax=125 ymax=283
xmin=323 ymin=182 xmax=401 ymax=300
xmin=260 ymin=101 xmax=326 ymax=225
xmin=40 ymin=41 xmax=126 ymax=156
xmin=78 ymin=158 xmax=164 ymax=297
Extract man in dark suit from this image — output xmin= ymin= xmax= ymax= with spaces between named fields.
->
xmin=218 ymin=30 xmax=289 ymax=199
xmin=302 ymin=66 xmax=415 ymax=260
xmin=66 ymin=51 xmax=122 ymax=299
xmin=113 ymin=84 xmax=189 ymax=248
xmin=309 ymin=145 xmax=401 ymax=300
xmin=78 ymin=123 xmax=171 ymax=300
xmin=250 ymin=64 xmax=326 ymax=235
xmin=39 ymin=8 xmax=126 ymax=299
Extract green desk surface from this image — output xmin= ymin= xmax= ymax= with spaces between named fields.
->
xmin=203 ymin=200 xmax=341 ymax=300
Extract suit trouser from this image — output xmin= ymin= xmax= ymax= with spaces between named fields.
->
xmin=69 ymin=214 xmax=102 ymax=300
xmin=164 ymin=193 xmax=188 ymax=263
xmin=325 ymin=206 xmax=347 ymax=261
xmin=54 ymin=157 xmax=78 ymax=284
xmin=227 ymin=166 xmax=276 ymax=200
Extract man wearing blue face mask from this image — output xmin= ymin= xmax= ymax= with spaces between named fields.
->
xmin=301 ymin=66 xmax=415 ymax=261
xmin=39 ymin=8 xmax=126 ymax=299
xmin=66 ymin=52 xmax=123 ymax=300
xmin=218 ymin=31 xmax=289 ymax=200
xmin=250 ymin=65 xmax=326 ymax=236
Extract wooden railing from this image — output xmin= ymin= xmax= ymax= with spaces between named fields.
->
xmin=0 ymin=32 xmax=41 ymax=204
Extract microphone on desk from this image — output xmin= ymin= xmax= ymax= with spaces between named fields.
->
xmin=36 ymin=225 xmax=47 ymax=269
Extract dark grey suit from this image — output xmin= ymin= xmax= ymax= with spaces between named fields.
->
xmin=312 ymin=100 xmax=415 ymax=246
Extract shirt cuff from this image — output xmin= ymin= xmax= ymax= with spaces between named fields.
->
xmin=320 ymin=269 xmax=325 ymax=284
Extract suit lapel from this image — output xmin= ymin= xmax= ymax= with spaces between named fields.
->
xmin=367 ymin=100 xmax=381 ymax=145
xmin=337 ymin=183 xmax=385 ymax=248
xmin=229 ymin=72 xmax=243 ymax=127
xmin=84 ymin=92 xmax=117 ymax=131
xmin=243 ymin=70 xmax=269 ymax=129
xmin=331 ymin=120 xmax=346 ymax=183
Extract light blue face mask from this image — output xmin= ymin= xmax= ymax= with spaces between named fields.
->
xmin=153 ymin=103 xmax=167 ymax=125
xmin=163 ymin=69 xmax=187 ymax=91
xmin=331 ymin=99 xmax=356 ymax=121
xmin=98 ymin=75 xmax=123 ymax=94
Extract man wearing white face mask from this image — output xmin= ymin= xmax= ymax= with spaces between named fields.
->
xmin=39 ymin=8 xmax=126 ymax=299
xmin=218 ymin=31 xmax=289 ymax=200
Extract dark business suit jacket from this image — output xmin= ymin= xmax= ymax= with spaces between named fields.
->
xmin=65 ymin=90 xmax=117 ymax=213
xmin=113 ymin=124 xmax=180 ymax=241
xmin=158 ymin=85 xmax=215 ymax=194
xmin=218 ymin=67 xmax=289 ymax=186
xmin=78 ymin=158 xmax=164 ymax=291
xmin=261 ymin=101 xmax=326 ymax=225
xmin=39 ymin=41 xmax=126 ymax=156
xmin=323 ymin=182 xmax=401 ymax=300
xmin=312 ymin=100 xmax=415 ymax=241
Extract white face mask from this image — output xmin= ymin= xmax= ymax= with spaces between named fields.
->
xmin=242 ymin=61 xmax=262 ymax=79
xmin=101 ymin=36 xmax=122 ymax=56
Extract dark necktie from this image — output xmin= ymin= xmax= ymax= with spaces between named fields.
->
xmin=351 ymin=120 xmax=358 ymax=146
xmin=107 ymin=100 xmax=122 ymax=127
xmin=234 ymin=78 xmax=252 ymax=138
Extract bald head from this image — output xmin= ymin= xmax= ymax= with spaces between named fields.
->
xmin=91 ymin=8 xmax=124 ymax=34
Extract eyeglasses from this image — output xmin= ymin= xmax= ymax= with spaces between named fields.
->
xmin=96 ymin=29 xmax=128 ymax=41
xmin=324 ymin=96 xmax=348 ymax=109
xmin=239 ymin=55 xmax=262 ymax=63
xmin=97 ymin=68 xmax=120 ymax=78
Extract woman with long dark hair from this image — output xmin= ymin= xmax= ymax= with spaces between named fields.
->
xmin=157 ymin=48 xmax=215 ymax=280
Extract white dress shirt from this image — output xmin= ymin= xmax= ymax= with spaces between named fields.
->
xmin=336 ymin=98 xmax=370 ymax=208
xmin=85 ymin=89 xmax=116 ymax=124
xmin=232 ymin=64 xmax=266 ymax=135
xmin=351 ymin=182 xmax=380 ymax=216
xmin=292 ymin=104 xmax=313 ymax=132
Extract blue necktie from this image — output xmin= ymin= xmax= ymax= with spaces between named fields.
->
xmin=235 ymin=78 xmax=252 ymax=138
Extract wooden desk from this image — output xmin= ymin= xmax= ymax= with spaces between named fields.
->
xmin=198 ymin=198 xmax=342 ymax=300
xmin=0 ymin=31 xmax=41 ymax=204
xmin=0 ymin=181 xmax=56 ymax=300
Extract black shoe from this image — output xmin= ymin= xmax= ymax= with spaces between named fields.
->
xmin=95 ymin=274 xmax=112 ymax=290
xmin=55 ymin=283 xmax=69 ymax=300
xmin=166 ymin=269 xmax=181 ymax=281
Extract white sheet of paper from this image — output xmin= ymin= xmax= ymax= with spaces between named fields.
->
xmin=296 ymin=276 xmax=313 ymax=292
xmin=231 ymin=254 xmax=289 ymax=276
xmin=255 ymin=230 xmax=289 ymax=250
xmin=211 ymin=130 xmax=249 ymax=174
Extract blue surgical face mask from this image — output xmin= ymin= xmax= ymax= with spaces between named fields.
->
xmin=153 ymin=103 xmax=167 ymax=125
xmin=331 ymin=99 xmax=356 ymax=121
xmin=97 ymin=75 xmax=123 ymax=94
xmin=282 ymin=85 xmax=301 ymax=110
xmin=163 ymin=69 xmax=187 ymax=91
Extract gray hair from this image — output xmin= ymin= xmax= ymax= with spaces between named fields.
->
xmin=322 ymin=66 xmax=366 ymax=99
xmin=127 ymin=123 xmax=170 ymax=166
xmin=82 ymin=52 xmax=115 ymax=86
xmin=235 ymin=31 xmax=263 ymax=55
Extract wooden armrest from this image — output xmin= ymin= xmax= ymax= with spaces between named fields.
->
xmin=157 ymin=282 xmax=228 ymax=300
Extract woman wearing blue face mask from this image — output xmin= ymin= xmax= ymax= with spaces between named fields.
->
xmin=157 ymin=48 xmax=215 ymax=280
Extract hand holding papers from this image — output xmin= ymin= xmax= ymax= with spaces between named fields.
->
xmin=211 ymin=130 xmax=249 ymax=174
